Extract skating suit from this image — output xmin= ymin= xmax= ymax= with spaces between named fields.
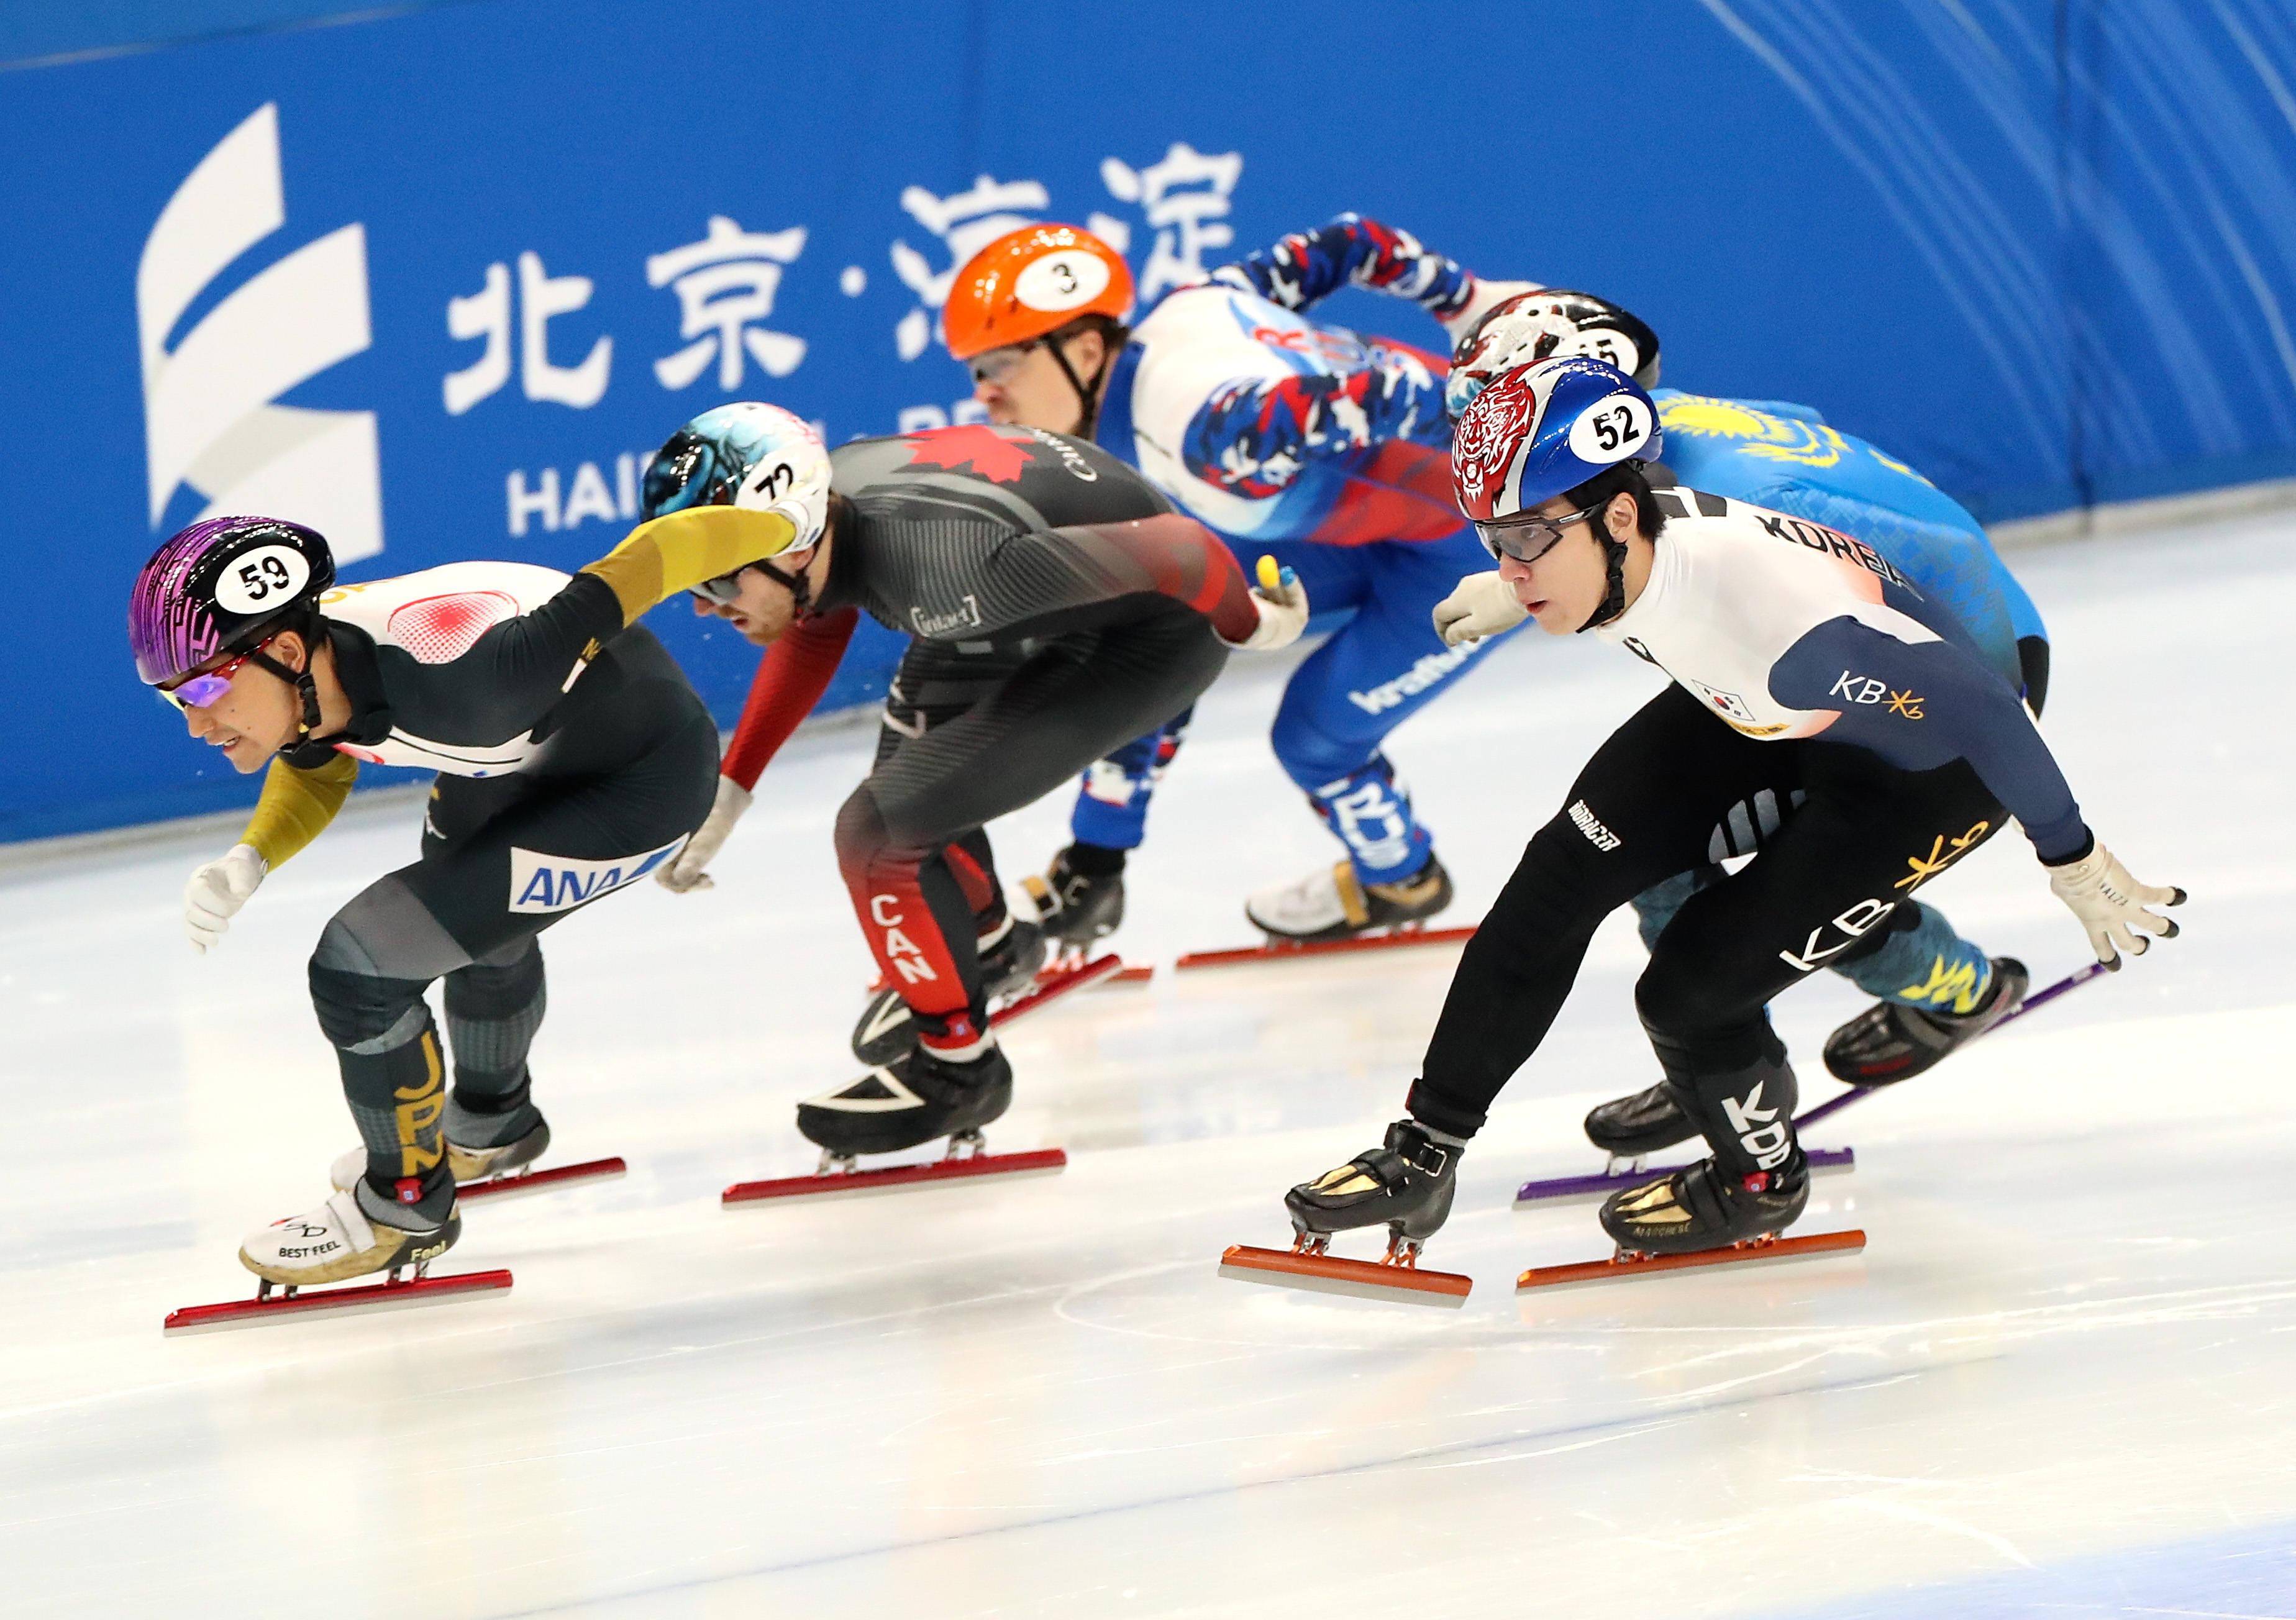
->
xmin=1651 ymin=389 xmax=2049 ymax=703
xmin=1079 ymin=214 xmax=1496 ymax=885
xmin=1408 ymin=489 xmax=2092 ymax=1139
xmin=718 ymin=424 xmax=1254 ymax=1037
xmin=235 ymin=556 xmax=719 ymax=1205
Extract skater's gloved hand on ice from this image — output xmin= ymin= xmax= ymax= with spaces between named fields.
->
xmin=2044 ymin=837 xmax=2184 ymax=968
xmin=1439 ymin=276 xmax=1539 ymax=349
xmin=183 ymin=843 xmax=266 ymax=953
xmin=1433 ymin=570 xmax=1529 ymax=647
xmin=658 ymin=775 xmax=752 ymax=893
xmin=1229 ymin=555 xmax=1309 ymax=652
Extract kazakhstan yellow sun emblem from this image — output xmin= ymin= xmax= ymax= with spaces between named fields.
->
xmin=1659 ymin=394 xmax=1846 ymax=470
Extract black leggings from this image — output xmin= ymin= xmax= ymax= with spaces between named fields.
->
xmin=1407 ymin=684 xmax=2006 ymax=1140
xmin=833 ymin=610 xmax=1229 ymax=1035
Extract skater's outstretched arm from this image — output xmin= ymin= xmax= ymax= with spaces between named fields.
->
xmin=1212 ymin=213 xmax=1486 ymax=320
xmin=240 ymin=752 xmax=359 ymax=868
xmin=1770 ymin=616 xmax=2182 ymax=965
xmin=719 ymin=606 xmax=861 ymax=791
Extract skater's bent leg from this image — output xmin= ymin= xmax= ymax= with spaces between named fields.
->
xmin=442 ymin=937 xmax=546 ymax=1145
xmin=1828 ymin=899 xmax=1995 ymax=1014
xmin=1068 ymin=709 xmax=1191 ymax=854
xmin=1406 ymin=688 xmax=1788 ymax=1139
xmin=309 ymin=875 xmax=475 ymax=1226
xmin=836 ymin=785 xmax=987 ymax=1047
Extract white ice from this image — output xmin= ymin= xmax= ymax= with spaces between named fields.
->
xmin=3 ymin=511 xmax=2293 ymax=1618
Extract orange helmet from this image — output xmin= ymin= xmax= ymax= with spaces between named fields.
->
xmin=943 ymin=224 xmax=1134 ymax=361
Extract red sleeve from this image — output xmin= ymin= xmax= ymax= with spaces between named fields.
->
xmin=719 ymin=606 xmax=860 ymax=790
xmin=1057 ymin=514 xmax=1260 ymax=644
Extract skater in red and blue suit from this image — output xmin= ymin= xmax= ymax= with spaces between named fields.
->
xmin=943 ymin=218 xmax=1541 ymax=947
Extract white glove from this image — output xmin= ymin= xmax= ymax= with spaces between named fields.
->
xmin=1439 ymin=276 xmax=1541 ymax=348
xmin=184 ymin=844 xmax=266 ymax=955
xmin=1229 ymin=555 xmax=1310 ymax=652
xmin=2045 ymin=839 xmax=2184 ymax=968
xmin=657 ymin=775 xmax=752 ymax=893
xmin=1433 ymin=571 xmax=1529 ymax=647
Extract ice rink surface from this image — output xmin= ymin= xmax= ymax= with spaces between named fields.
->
xmin=4 ymin=511 xmax=2294 ymax=1618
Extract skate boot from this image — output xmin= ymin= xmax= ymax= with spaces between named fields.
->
xmin=1824 ymin=957 xmax=2030 ymax=1085
xmin=1021 ymin=844 xmax=1126 ymax=956
xmin=1284 ymin=1119 xmax=1460 ymax=1264
xmin=240 ymin=1181 xmax=460 ymax=1288
xmin=1246 ymin=856 xmax=1454 ymax=945
xmin=850 ymin=916 xmax=1047 ymax=1065
xmin=798 ymin=1041 xmax=1014 ymax=1162
xmin=330 ymin=1106 xmax=551 ymax=1193
xmin=1598 ymin=1153 xmax=1808 ymax=1256
xmin=1583 ymin=1082 xmax=1697 ymax=1165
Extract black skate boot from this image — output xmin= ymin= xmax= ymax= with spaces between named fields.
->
xmin=1246 ymin=856 xmax=1455 ymax=944
xmin=1603 ymin=1045 xmax=1808 ymax=1255
xmin=797 ymin=1041 xmax=1014 ymax=1162
xmin=1021 ymin=843 xmax=1127 ymax=955
xmin=1824 ymin=957 xmax=2030 ymax=1086
xmin=850 ymin=915 xmax=1047 ymax=1065
xmin=1583 ymin=1083 xmax=1697 ymax=1163
xmin=1598 ymin=1154 xmax=1810 ymax=1255
xmin=1284 ymin=1119 xmax=1460 ymax=1263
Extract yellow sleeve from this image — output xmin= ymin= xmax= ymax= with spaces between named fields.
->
xmin=578 ymin=506 xmax=799 ymax=626
xmin=240 ymin=753 xmax=359 ymax=869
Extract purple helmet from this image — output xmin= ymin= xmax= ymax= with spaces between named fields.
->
xmin=129 ymin=516 xmax=335 ymax=686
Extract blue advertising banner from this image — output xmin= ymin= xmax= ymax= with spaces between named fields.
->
xmin=2 ymin=0 xmax=2293 ymax=842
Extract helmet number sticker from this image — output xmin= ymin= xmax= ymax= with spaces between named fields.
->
xmin=1014 ymin=250 xmax=1111 ymax=313
xmin=215 ymin=544 xmax=310 ymax=614
xmin=1568 ymin=396 xmax=1653 ymax=464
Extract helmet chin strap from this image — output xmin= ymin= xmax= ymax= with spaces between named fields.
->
xmin=1044 ymin=335 xmax=1114 ymax=440
xmin=1576 ymin=511 xmax=1632 ymax=634
xmin=248 ymin=619 xmax=324 ymax=737
xmin=752 ymin=552 xmax=816 ymax=620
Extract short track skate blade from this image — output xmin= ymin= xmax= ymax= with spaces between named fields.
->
xmin=1515 ymin=1229 xmax=1866 ymax=1294
xmin=722 ymin=1148 xmax=1067 ymax=1206
xmin=457 ymin=1157 xmax=627 ymax=1204
xmin=1176 ymin=925 xmax=1478 ymax=972
xmin=993 ymin=954 xmax=1124 ymax=1024
xmin=1217 ymin=1244 xmax=1472 ymax=1308
xmin=1513 ymin=1146 xmax=1856 ymax=1208
xmin=163 ymin=1268 xmax=514 ymax=1336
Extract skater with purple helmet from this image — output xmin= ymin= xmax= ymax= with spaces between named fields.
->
xmin=130 ymin=456 xmax=817 ymax=1295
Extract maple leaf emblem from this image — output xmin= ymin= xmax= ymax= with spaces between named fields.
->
xmin=904 ymin=425 xmax=1032 ymax=485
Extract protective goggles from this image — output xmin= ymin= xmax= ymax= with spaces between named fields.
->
xmin=156 ymin=635 xmax=276 ymax=711
xmin=1474 ymin=498 xmax=1606 ymax=565
xmin=965 ymin=341 xmax=1041 ymax=386
xmin=688 ymin=566 xmax=755 ymax=607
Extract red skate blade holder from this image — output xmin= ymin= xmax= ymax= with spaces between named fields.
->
xmin=722 ymin=955 xmax=1120 ymax=1207
xmin=1176 ymin=924 xmax=1478 ymax=972
xmin=1218 ymin=1244 xmax=1474 ymax=1308
xmin=163 ymin=1267 xmax=514 ymax=1336
xmin=724 ymin=1147 xmax=1065 ymax=1206
xmin=458 ymin=1157 xmax=626 ymax=1204
xmin=1515 ymin=1228 xmax=1866 ymax=1295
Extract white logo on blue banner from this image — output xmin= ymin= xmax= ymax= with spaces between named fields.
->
xmin=509 ymin=835 xmax=689 ymax=914
xmin=139 ymin=104 xmax=383 ymax=563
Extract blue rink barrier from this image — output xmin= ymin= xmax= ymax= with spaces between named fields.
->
xmin=3 ymin=0 xmax=2294 ymax=842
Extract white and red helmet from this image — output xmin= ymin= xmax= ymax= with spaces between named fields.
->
xmin=1446 ymin=289 xmax=1662 ymax=421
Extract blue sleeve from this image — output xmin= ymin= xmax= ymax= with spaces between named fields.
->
xmin=1210 ymin=213 xmax=1475 ymax=321
xmin=1769 ymin=616 xmax=2088 ymax=860
xmin=1180 ymin=345 xmax=1451 ymax=499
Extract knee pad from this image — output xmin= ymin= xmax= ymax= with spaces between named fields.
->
xmin=309 ymin=955 xmax=432 ymax=1055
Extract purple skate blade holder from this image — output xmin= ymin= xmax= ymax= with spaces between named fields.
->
xmin=1513 ymin=962 xmax=2108 ymax=1208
